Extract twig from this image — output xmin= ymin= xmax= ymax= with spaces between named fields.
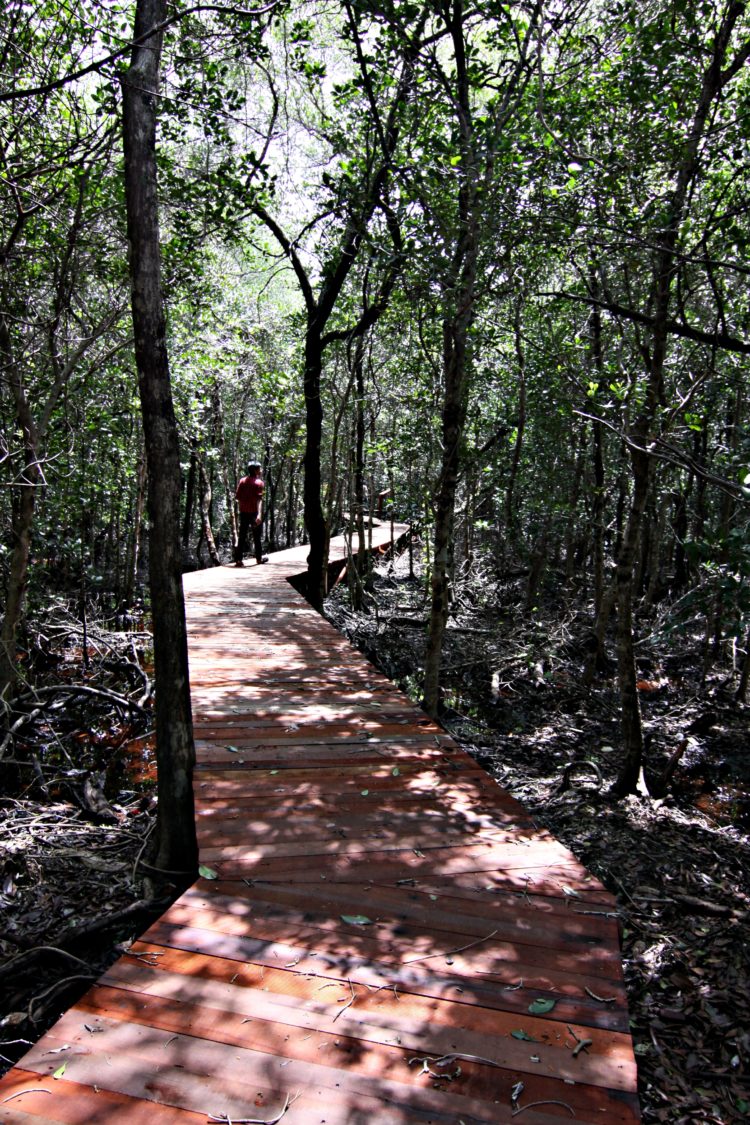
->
xmin=409 ymin=1055 xmax=462 ymax=1081
xmin=567 ymin=1024 xmax=593 ymax=1057
xmin=512 ymin=1099 xmax=575 ymax=1117
xmin=584 ymin=986 xmax=617 ymax=1004
xmin=411 ymin=1050 xmax=505 ymax=1069
xmin=11 ymin=683 xmax=148 ymax=715
xmin=403 ymin=928 xmax=498 ymax=965
xmin=331 ymin=979 xmax=356 ymax=1023
xmin=0 ymin=945 xmax=93 ymax=981
xmin=28 ymin=974 xmax=97 ymax=1021
xmin=132 ymin=817 xmax=157 ymax=883
xmin=1 ymin=1089 xmax=53 ymax=1103
xmin=207 ymin=1091 xmax=301 ymax=1123
xmin=0 ymin=705 xmax=44 ymax=759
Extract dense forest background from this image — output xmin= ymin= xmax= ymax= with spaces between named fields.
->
xmin=1 ymin=1 xmax=749 ymax=1119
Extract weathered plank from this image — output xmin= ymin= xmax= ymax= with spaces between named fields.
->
xmin=0 ymin=526 xmax=640 ymax=1123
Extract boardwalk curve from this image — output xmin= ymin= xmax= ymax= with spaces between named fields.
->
xmin=1 ymin=528 xmax=640 ymax=1123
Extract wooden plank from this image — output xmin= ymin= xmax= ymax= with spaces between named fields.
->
xmin=0 ymin=526 xmax=640 ymax=1123
xmin=17 ymin=1008 xmax=639 ymax=1124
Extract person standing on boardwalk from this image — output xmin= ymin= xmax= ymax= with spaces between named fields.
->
xmin=234 ymin=461 xmax=268 ymax=567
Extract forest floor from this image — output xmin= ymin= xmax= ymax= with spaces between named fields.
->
xmin=0 ymin=616 xmax=163 ymax=1080
xmin=325 ymin=550 xmax=750 ymax=1125
xmin=1 ymin=556 xmax=748 ymax=1124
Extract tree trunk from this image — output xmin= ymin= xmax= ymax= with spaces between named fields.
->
xmin=182 ymin=438 xmax=197 ymax=548
xmin=423 ymin=316 xmax=472 ymax=716
xmin=121 ymin=0 xmax=197 ymax=880
xmin=354 ymin=339 xmax=367 ymax=586
xmin=303 ymin=325 xmax=330 ymax=609
xmin=0 ymin=321 xmax=42 ymax=700
xmin=610 ymin=444 xmax=651 ymax=796
xmin=422 ymin=1 xmax=481 ymax=717
xmin=198 ymin=456 xmax=220 ymax=566
xmin=124 ymin=447 xmax=147 ymax=605
xmin=504 ymin=300 xmax=526 ymax=538
xmin=610 ymin=1 xmax=747 ymax=797
xmin=0 ymin=452 xmax=39 ymax=699
xmin=591 ymin=418 xmax=606 ymax=615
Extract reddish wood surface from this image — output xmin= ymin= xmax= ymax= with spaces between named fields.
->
xmin=0 ymin=528 xmax=640 ymax=1122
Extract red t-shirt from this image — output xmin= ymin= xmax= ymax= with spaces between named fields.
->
xmin=235 ymin=474 xmax=264 ymax=514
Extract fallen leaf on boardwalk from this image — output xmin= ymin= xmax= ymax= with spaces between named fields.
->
xmin=199 ymin=865 xmax=219 ymax=880
xmin=340 ymin=914 xmax=372 ymax=926
xmin=528 ymin=998 xmax=557 ymax=1015
xmin=52 ymin=1064 xmax=67 ymax=1079
xmin=360 ymin=789 xmax=369 ymax=795
xmin=511 ymin=1029 xmax=537 ymax=1041
xmin=392 ymin=767 xmax=400 ymax=776
xmin=225 ymin=745 xmax=239 ymax=753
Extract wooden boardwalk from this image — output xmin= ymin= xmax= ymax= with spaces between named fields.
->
xmin=1 ymin=529 xmax=640 ymax=1123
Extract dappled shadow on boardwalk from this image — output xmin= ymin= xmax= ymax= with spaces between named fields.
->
xmin=0 ymin=530 xmax=640 ymax=1123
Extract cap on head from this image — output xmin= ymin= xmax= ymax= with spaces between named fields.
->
xmin=247 ymin=460 xmax=261 ymax=472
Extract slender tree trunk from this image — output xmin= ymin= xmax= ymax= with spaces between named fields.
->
xmin=611 ymin=2 xmax=747 ymax=796
xmin=121 ymin=0 xmax=197 ymax=879
xmin=587 ymin=280 xmax=607 ymax=617
xmin=198 ymin=456 xmax=220 ymax=566
xmin=564 ymin=424 xmax=587 ymax=584
xmin=303 ymin=326 xmax=329 ymax=609
xmin=422 ymin=1 xmax=482 ymax=717
xmin=672 ymin=479 xmax=691 ymax=594
xmin=610 ymin=444 xmax=651 ymax=795
xmin=354 ymin=339 xmax=367 ymax=586
xmin=0 ymin=322 xmax=42 ymax=699
xmin=504 ymin=301 xmax=526 ymax=537
xmin=182 ymin=438 xmax=197 ymax=548
xmin=124 ymin=447 xmax=147 ymax=606
xmin=210 ymin=380 xmax=237 ymax=555
xmin=0 ymin=453 xmax=39 ymax=699
xmin=423 ymin=315 xmax=472 ymax=716
xmin=591 ymin=419 xmax=606 ymax=614
xmin=736 ymin=627 xmax=750 ymax=703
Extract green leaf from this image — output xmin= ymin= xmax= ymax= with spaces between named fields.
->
xmin=225 ymin=745 xmax=239 ymax=753
xmin=511 ymin=1029 xmax=537 ymax=1041
xmin=361 ymin=789 xmax=369 ymax=796
xmin=528 ymin=998 xmax=557 ymax=1015
xmin=53 ymin=1063 xmax=67 ymax=1079
xmin=199 ymin=865 xmax=218 ymax=880
xmin=392 ymin=766 xmax=400 ymax=776
xmin=341 ymin=914 xmax=372 ymax=926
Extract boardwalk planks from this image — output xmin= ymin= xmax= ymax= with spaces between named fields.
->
xmin=0 ymin=527 xmax=641 ymax=1123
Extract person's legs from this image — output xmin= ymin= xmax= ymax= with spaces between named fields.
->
xmin=235 ymin=512 xmax=251 ymax=563
xmin=251 ymin=519 xmax=264 ymax=563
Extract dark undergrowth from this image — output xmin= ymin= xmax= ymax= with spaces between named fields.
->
xmin=0 ymin=609 xmax=162 ymax=1077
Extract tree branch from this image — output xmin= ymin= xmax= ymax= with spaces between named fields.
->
xmin=544 ymin=291 xmax=750 ymax=355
